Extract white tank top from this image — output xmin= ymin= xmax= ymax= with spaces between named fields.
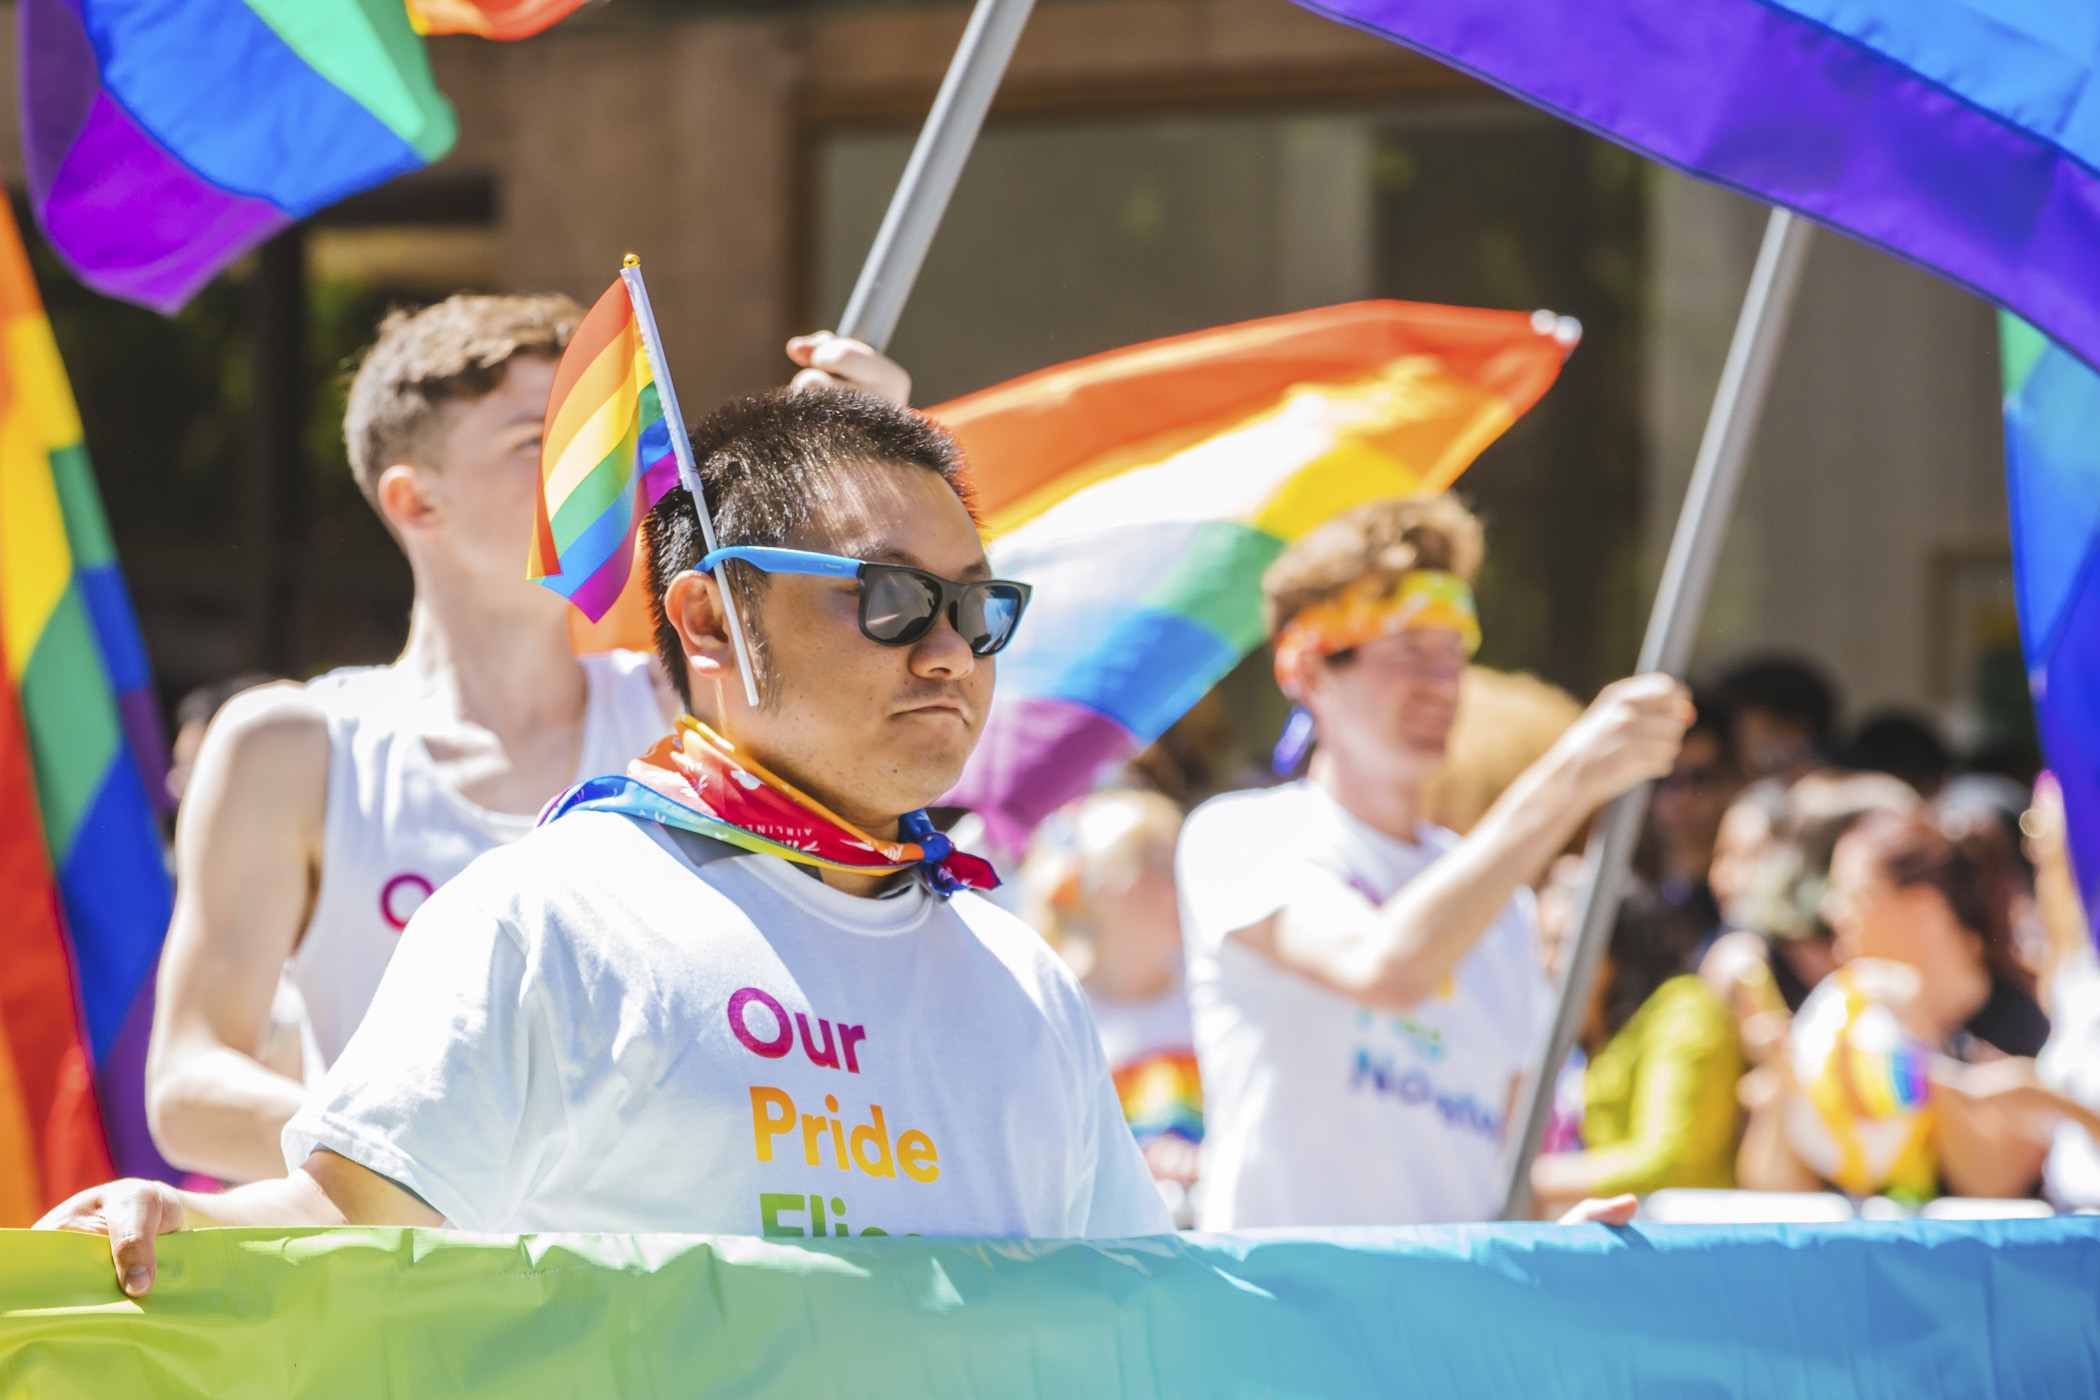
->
xmin=286 ymin=649 xmax=668 ymax=1074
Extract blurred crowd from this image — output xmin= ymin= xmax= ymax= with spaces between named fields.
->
xmin=1018 ymin=650 xmax=2100 ymax=1224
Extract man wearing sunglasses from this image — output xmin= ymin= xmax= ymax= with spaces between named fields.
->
xmin=45 ymin=389 xmax=1171 ymax=1294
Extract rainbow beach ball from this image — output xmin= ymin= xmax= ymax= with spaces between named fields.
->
xmin=1784 ymin=965 xmax=1936 ymax=1198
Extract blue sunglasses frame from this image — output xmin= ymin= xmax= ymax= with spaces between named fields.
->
xmin=696 ymin=546 xmax=1032 ymax=656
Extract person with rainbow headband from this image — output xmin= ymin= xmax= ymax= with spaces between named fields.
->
xmin=42 ymin=389 xmax=1175 ymax=1294
xmin=1177 ymin=495 xmax=1694 ymax=1228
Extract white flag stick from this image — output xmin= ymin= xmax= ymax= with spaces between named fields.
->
xmin=621 ymin=255 xmax=762 ymax=710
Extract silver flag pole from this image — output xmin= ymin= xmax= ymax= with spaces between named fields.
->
xmin=1498 ymin=207 xmax=1816 ymax=1220
xmin=834 ymin=0 xmax=1037 ymax=351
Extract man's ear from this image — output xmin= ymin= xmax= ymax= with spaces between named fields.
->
xmin=664 ymin=569 xmax=742 ymax=691
xmin=375 ymin=464 xmax=437 ymax=536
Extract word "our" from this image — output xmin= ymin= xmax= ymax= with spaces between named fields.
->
xmin=728 ymin=985 xmax=867 ymax=1072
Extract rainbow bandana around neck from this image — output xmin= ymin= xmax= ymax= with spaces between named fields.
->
xmin=1271 ymin=569 xmax=1481 ymax=699
xmin=542 ymin=716 xmax=998 ymax=896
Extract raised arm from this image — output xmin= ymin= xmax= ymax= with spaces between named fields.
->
xmin=145 ymin=684 xmax=330 ymax=1181
xmin=36 ymin=1149 xmax=440 ymax=1296
xmin=1242 ymin=675 xmax=1691 ymax=1011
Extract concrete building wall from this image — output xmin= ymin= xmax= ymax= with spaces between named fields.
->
xmin=1643 ymin=170 xmax=2008 ymax=736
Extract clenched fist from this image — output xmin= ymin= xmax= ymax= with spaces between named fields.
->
xmin=1555 ymin=674 xmax=1696 ymax=808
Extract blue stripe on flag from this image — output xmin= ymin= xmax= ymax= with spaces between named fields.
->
xmin=59 ymin=748 xmax=172 ymax=1062
xmin=1044 ymin=607 xmax=1239 ymax=742
xmin=540 ymin=474 xmax=638 ymax=598
xmin=84 ymin=0 xmax=435 ymax=215
xmin=75 ymin=563 xmax=152 ymax=694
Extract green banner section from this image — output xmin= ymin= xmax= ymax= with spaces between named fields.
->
xmin=3 ymin=1220 xmax=2097 ymax=1397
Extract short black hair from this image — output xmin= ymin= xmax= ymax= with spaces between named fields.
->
xmin=643 ymin=389 xmax=974 ymax=710
xmin=1717 ymin=654 xmax=1839 ymax=745
xmin=1842 ymin=709 xmax=1951 ymax=795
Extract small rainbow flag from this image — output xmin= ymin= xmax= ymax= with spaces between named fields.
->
xmin=530 ymin=272 xmax=682 ymax=623
xmin=937 ymin=302 xmax=1573 ymax=844
xmin=0 ymin=194 xmax=175 ymax=1221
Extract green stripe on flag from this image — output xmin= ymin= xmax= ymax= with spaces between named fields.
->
xmin=550 ymin=427 xmax=640 ymax=554
xmin=19 ymin=583 xmax=121 ymax=862
xmin=1143 ymin=523 xmax=1285 ymax=654
xmin=48 ymin=443 xmax=115 ymax=570
xmin=1999 ymin=311 xmax=2049 ymax=401
xmin=243 ymin=0 xmax=458 ymax=160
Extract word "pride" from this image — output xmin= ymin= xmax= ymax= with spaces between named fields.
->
xmin=750 ymin=1086 xmax=939 ymax=1183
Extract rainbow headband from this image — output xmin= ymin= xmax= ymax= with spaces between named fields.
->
xmin=1272 ymin=570 xmax=1481 ymax=699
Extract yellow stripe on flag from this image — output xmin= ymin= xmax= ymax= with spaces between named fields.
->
xmin=0 ymin=315 xmax=73 ymax=682
xmin=544 ymin=327 xmax=641 ymax=471
xmin=543 ymin=356 xmax=645 ymax=508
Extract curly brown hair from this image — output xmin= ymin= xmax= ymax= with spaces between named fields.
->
xmin=1260 ymin=494 xmax=1485 ymax=638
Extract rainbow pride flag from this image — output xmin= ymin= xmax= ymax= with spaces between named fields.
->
xmin=0 ymin=196 xmax=174 ymax=1219
xmin=938 ymin=302 xmax=1573 ymax=844
xmin=1296 ymin=1 xmax=2100 ymax=376
xmin=2002 ymin=315 xmax=2100 ymax=929
xmin=20 ymin=0 xmax=458 ymax=313
xmin=409 ymin=0 xmax=586 ymax=39
xmin=530 ymin=274 xmax=682 ymax=623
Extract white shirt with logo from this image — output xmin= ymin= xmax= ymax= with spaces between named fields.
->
xmin=283 ymin=810 xmax=1171 ymax=1239
xmin=287 ymin=650 xmax=668 ymax=1075
xmin=1177 ymin=780 xmax=1549 ymax=1229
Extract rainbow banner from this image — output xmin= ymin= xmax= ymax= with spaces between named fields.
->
xmin=937 ymin=302 xmax=1573 ymax=845
xmin=0 ymin=196 xmax=174 ymax=1219
xmin=408 ymin=0 xmax=585 ymax=38
xmin=3 ymin=1220 xmax=2096 ymax=1394
xmin=529 ymin=272 xmax=681 ymax=624
xmin=1293 ymin=1 xmax=2100 ymax=376
xmin=2002 ymin=315 xmax=2100 ymax=929
xmin=20 ymin=0 xmax=458 ymax=313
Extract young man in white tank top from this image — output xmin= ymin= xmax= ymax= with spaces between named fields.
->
xmin=145 ymin=296 xmax=909 ymax=1182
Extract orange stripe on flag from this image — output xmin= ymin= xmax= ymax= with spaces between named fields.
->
xmin=930 ymin=301 xmax=1568 ymax=522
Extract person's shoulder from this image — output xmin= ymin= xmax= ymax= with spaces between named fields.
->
xmin=585 ymin=647 xmax=679 ymax=726
xmin=195 ymin=680 xmax=331 ymax=787
xmin=1183 ymin=782 xmax=1305 ymax=846
xmin=946 ymin=892 xmax=1096 ymax=1015
xmin=443 ymin=810 xmax=681 ymax=922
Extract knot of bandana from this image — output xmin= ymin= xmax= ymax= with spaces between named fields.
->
xmin=540 ymin=716 xmax=999 ymax=896
xmin=1271 ymin=569 xmax=1481 ymax=699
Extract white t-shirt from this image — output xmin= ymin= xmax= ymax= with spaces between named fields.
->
xmin=284 ymin=811 xmax=1170 ymax=1239
xmin=2041 ymin=944 xmax=2100 ymax=1209
xmin=1086 ymin=988 xmax=1203 ymax=1146
xmin=1177 ymin=781 xmax=1550 ymax=1229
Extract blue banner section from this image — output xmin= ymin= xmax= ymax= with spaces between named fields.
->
xmin=2002 ymin=314 xmax=2100 ymax=919
xmin=3 ymin=1220 xmax=2096 ymax=1396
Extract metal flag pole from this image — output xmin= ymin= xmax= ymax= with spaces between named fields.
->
xmin=1497 ymin=207 xmax=1815 ymax=1220
xmin=834 ymin=0 xmax=1037 ymax=351
xmin=621 ymin=255 xmax=762 ymax=710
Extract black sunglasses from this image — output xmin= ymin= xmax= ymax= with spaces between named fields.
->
xmin=696 ymin=547 xmax=1032 ymax=656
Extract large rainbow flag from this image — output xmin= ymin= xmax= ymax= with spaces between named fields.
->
xmin=530 ymin=273 xmax=682 ymax=623
xmin=0 ymin=196 xmax=174 ymax=1220
xmin=2002 ymin=315 xmax=2100 ymax=931
xmin=18 ymin=0 xmax=577 ymax=315
xmin=1294 ymin=1 xmax=2100 ymax=376
xmin=938 ymin=302 xmax=1573 ymax=845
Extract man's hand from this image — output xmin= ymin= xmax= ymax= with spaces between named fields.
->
xmin=36 ymin=1179 xmax=187 ymax=1297
xmin=1553 ymin=674 xmax=1695 ymax=809
xmin=1557 ymin=1193 xmax=1638 ymax=1226
xmin=786 ymin=332 xmax=911 ymax=405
